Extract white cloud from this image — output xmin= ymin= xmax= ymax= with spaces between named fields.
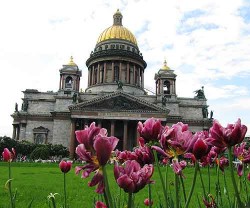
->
xmin=0 ymin=0 xmax=249 ymax=136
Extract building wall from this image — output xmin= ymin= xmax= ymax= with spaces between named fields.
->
xmin=52 ymin=119 xmax=71 ymax=147
xmin=21 ymin=120 xmax=54 ymax=143
xmin=27 ymin=101 xmax=55 ymax=113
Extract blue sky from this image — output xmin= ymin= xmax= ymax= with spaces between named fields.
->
xmin=0 ymin=0 xmax=249 ymax=136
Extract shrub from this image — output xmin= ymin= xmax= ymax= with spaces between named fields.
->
xmin=30 ymin=146 xmax=50 ymax=160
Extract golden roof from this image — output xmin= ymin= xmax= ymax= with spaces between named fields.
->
xmin=162 ymin=60 xmax=170 ymax=70
xmin=97 ymin=9 xmax=137 ymax=45
xmin=67 ymin=56 xmax=77 ymax=66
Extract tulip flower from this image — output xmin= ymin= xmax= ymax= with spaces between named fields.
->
xmin=116 ymin=150 xmax=138 ymax=164
xmin=171 ymin=159 xmax=187 ymax=178
xmin=2 ymin=148 xmax=15 ymax=162
xmin=234 ymin=142 xmax=250 ymax=164
xmin=95 ymin=201 xmax=107 ymax=208
xmin=133 ymin=137 xmax=154 ymax=166
xmin=75 ymin=122 xmax=107 ymax=150
xmin=152 ymin=122 xmax=193 ymax=159
xmin=144 ymin=198 xmax=153 ymax=206
xmin=137 ymin=118 xmax=163 ymax=143
xmin=189 ymin=131 xmax=211 ymax=160
xmin=114 ymin=160 xmax=154 ymax=193
xmin=247 ymin=172 xmax=250 ymax=181
xmin=59 ymin=160 xmax=72 ymax=208
xmin=59 ymin=160 xmax=72 ymax=173
xmin=2 ymin=148 xmax=16 ymax=208
xmin=216 ymin=156 xmax=229 ymax=172
xmin=209 ymin=119 xmax=247 ymax=148
xmin=75 ymin=125 xmax=119 ymax=194
xmin=203 ymin=194 xmax=217 ymax=208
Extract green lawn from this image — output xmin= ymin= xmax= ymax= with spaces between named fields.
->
xmin=0 ymin=162 xmax=248 ymax=208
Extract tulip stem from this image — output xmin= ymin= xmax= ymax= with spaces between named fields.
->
xmin=184 ymin=162 xmax=198 ymax=208
xmin=180 ymin=176 xmax=186 ymax=203
xmin=148 ymin=183 xmax=152 ymax=208
xmin=198 ymin=165 xmax=206 ymax=199
xmin=175 ymin=173 xmax=180 ymax=208
xmin=228 ymin=147 xmax=243 ymax=207
xmin=153 ymin=150 xmax=168 ymax=208
xmin=8 ymin=161 xmax=14 ymax=208
xmin=102 ymin=165 xmax=114 ymax=208
xmin=207 ymin=165 xmax=211 ymax=194
xmin=63 ymin=173 xmax=67 ymax=208
xmin=128 ymin=192 xmax=133 ymax=208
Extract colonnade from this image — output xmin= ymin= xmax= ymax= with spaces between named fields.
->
xmin=69 ymin=119 xmax=139 ymax=158
xmin=88 ymin=61 xmax=144 ymax=88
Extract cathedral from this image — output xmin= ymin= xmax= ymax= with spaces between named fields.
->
xmin=11 ymin=10 xmax=211 ymax=157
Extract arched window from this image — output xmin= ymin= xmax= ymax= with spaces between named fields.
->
xmin=163 ymin=80 xmax=170 ymax=94
xmin=114 ymin=66 xmax=119 ymax=81
xmin=65 ymin=76 xmax=73 ymax=89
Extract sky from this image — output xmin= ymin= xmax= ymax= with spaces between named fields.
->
xmin=0 ymin=0 xmax=249 ymax=137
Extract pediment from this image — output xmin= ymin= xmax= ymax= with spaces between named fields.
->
xmin=69 ymin=91 xmax=169 ymax=113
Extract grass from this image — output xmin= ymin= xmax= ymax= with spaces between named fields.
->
xmin=0 ymin=162 xmax=248 ymax=208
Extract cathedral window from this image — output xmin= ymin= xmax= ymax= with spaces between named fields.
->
xmin=163 ymin=80 xmax=170 ymax=94
xmin=100 ymin=67 xmax=104 ymax=83
xmin=94 ymin=68 xmax=98 ymax=84
xmin=65 ymin=76 xmax=73 ymax=89
xmin=135 ymin=70 xmax=138 ymax=85
xmin=114 ymin=66 xmax=119 ymax=81
xmin=33 ymin=126 xmax=48 ymax=144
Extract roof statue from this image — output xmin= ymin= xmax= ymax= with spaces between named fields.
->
xmin=194 ymin=86 xmax=206 ymax=99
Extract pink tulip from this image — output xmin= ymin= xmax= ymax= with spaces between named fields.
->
xmin=152 ymin=122 xmax=193 ymax=159
xmin=191 ymin=131 xmax=211 ymax=160
xmin=95 ymin=201 xmax=107 ymax=208
xmin=114 ymin=160 xmax=154 ymax=193
xmin=234 ymin=142 xmax=250 ymax=164
xmin=237 ymin=163 xmax=243 ymax=177
xmin=2 ymin=148 xmax=15 ymax=162
xmin=116 ymin=150 xmax=138 ymax=163
xmin=133 ymin=137 xmax=154 ymax=166
xmin=203 ymin=194 xmax=217 ymax=208
xmin=216 ymin=156 xmax=229 ymax=172
xmin=144 ymin=198 xmax=153 ymax=206
xmin=75 ymin=122 xmax=107 ymax=150
xmin=137 ymin=118 xmax=163 ymax=143
xmin=75 ymin=127 xmax=119 ymax=194
xmin=171 ymin=159 xmax=187 ymax=177
xmin=59 ymin=160 xmax=72 ymax=173
xmin=209 ymin=119 xmax=247 ymax=148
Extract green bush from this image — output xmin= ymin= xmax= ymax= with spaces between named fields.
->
xmin=0 ymin=136 xmax=69 ymax=159
xmin=30 ymin=146 xmax=50 ymax=160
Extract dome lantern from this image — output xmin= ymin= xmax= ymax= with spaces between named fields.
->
xmin=113 ymin=9 xmax=123 ymax=26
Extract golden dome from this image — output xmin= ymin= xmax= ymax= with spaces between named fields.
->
xmin=67 ymin=56 xmax=77 ymax=66
xmin=162 ymin=59 xmax=170 ymax=70
xmin=97 ymin=9 xmax=137 ymax=45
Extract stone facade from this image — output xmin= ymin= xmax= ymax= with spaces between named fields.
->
xmin=11 ymin=10 xmax=212 ymax=157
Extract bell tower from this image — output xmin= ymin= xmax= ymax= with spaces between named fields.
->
xmin=58 ymin=56 xmax=82 ymax=95
xmin=154 ymin=60 xmax=177 ymax=102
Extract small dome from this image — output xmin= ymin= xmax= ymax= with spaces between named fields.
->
xmin=67 ymin=56 xmax=77 ymax=66
xmin=162 ymin=60 xmax=170 ymax=70
xmin=96 ymin=10 xmax=137 ymax=45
